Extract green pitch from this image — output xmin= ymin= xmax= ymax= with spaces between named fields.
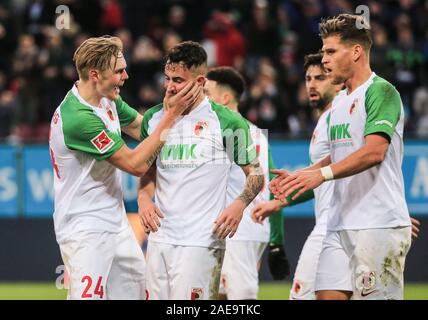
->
xmin=0 ymin=282 xmax=427 ymax=300
xmin=258 ymin=282 xmax=428 ymax=300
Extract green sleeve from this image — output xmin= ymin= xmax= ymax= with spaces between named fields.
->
xmin=115 ymin=95 xmax=138 ymax=128
xmin=212 ymin=102 xmax=257 ymax=166
xmin=286 ymin=189 xmax=315 ymax=206
xmin=140 ymin=103 xmax=163 ymax=140
xmin=364 ymin=77 xmax=401 ymax=140
xmin=267 ymin=146 xmax=285 ymax=246
xmin=61 ymin=102 xmax=124 ymax=161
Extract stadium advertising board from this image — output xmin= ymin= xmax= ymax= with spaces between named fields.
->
xmin=0 ymin=145 xmax=18 ymax=217
xmin=0 ymin=141 xmax=427 ymax=217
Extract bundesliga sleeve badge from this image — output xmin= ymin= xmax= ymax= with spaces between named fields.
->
xmin=91 ymin=130 xmax=114 ymax=154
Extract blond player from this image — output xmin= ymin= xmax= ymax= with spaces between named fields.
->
xmin=49 ymin=36 xmax=199 ymax=300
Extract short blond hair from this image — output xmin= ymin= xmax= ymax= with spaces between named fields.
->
xmin=73 ymin=36 xmax=123 ymax=80
xmin=319 ymin=14 xmax=372 ymax=51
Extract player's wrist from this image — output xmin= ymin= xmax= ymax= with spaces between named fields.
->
xmin=276 ymin=198 xmax=287 ymax=208
xmin=137 ymin=192 xmax=153 ymax=204
xmin=320 ymin=165 xmax=334 ymax=181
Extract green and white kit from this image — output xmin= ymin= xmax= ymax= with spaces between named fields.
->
xmin=327 ymin=73 xmax=411 ymax=231
xmin=141 ymin=97 xmax=257 ymax=249
xmin=50 ymin=85 xmax=137 ymax=244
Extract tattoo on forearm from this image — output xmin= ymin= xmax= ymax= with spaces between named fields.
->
xmin=145 ymin=143 xmax=164 ymax=168
xmin=238 ymin=161 xmax=264 ymax=206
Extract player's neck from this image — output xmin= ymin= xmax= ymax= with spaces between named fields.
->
xmin=76 ymin=80 xmax=103 ymax=107
xmin=228 ymin=103 xmax=239 ymax=113
xmin=345 ymin=65 xmax=372 ymax=95
xmin=315 ymin=103 xmax=331 ymax=120
xmin=182 ymin=92 xmax=205 ymax=115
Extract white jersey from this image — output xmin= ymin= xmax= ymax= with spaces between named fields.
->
xmin=226 ymin=122 xmax=270 ymax=242
xmin=327 ymin=73 xmax=411 ymax=231
xmin=49 ymin=85 xmax=138 ymax=244
xmin=141 ymin=98 xmax=256 ymax=248
xmin=309 ymin=110 xmax=333 ymax=233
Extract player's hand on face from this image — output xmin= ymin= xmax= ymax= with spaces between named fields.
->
xmin=138 ymin=198 xmax=164 ymax=233
xmin=411 ymin=217 xmax=421 ymax=240
xmin=251 ymin=200 xmax=284 ymax=225
xmin=276 ymin=169 xmax=324 ymax=200
xmin=163 ymin=80 xmax=201 ymax=116
xmin=212 ymin=201 xmax=245 ymax=239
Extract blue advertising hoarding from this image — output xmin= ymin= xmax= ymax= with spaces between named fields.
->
xmin=0 ymin=145 xmax=18 ymax=217
xmin=0 ymin=141 xmax=427 ymax=218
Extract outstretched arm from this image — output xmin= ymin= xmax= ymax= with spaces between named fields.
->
xmin=107 ymin=81 xmax=201 ymax=176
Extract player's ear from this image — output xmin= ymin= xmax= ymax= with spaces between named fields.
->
xmin=88 ymin=69 xmax=99 ymax=82
xmin=222 ymin=92 xmax=232 ymax=106
xmin=352 ymin=44 xmax=364 ymax=62
xmin=196 ymin=75 xmax=206 ymax=87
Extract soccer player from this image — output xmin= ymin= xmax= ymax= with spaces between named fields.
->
xmin=272 ymin=14 xmax=412 ymax=300
xmin=252 ymin=52 xmax=342 ymax=299
xmin=137 ymin=41 xmax=264 ymax=300
xmin=49 ymin=36 xmax=200 ymax=300
xmin=253 ymin=53 xmax=421 ymax=300
xmin=204 ymin=66 xmax=289 ymax=300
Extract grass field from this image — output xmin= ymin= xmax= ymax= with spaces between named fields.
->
xmin=0 ymin=282 xmax=427 ymax=300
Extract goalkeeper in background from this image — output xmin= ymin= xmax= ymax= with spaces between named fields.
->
xmin=204 ymin=66 xmax=289 ymax=300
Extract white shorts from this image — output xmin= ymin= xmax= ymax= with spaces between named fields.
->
xmin=219 ymin=240 xmax=267 ymax=300
xmin=316 ymin=227 xmax=412 ymax=300
xmin=315 ymin=231 xmax=353 ymax=293
xmin=59 ymin=225 xmax=146 ymax=300
xmin=146 ymin=241 xmax=224 ymax=300
xmin=290 ymin=230 xmax=325 ymax=300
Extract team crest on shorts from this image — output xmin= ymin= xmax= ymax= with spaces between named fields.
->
xmin=361 ymin=271 xmax=376 ymax=297
xmin=194 ymin=121 xmax=208 ymax=136
xmin=91 ymin=130 xmax=114 ymax=153
xmin=191 ymin=287 xmax=203 ymax=300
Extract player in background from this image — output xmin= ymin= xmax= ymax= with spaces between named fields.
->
xmin=203 ymin=66 xmax=289 ymax=300
xmin=137 ymin=41 xmax=264 ymax=300
xmin=271 ymin=14 xmax=412 ymax=300
xmin=49 ymin=36 xmax=200 ymax=300
xmin=252 ymin=52 xmax=342 ymax=299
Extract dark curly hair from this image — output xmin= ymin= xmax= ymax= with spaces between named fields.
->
xmin=165 ymin=41 xmax=207 ymax=69
xmin=303 ymin=52 xmax=324 ymax=72
xmin=206 ymin=67 xmax=246 ymax=102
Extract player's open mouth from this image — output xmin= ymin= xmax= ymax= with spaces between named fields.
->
xmin=324 ymin=68 xmax=332 ymax=75
xmin=309 ymin=93 xmax=319 ymax=100
xmin=114 ymin=86 xmax=121 ymax=94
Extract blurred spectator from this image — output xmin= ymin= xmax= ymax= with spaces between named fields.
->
xmin=370 ymin=22 xmax=393 ymax=80
xmin=101 ymin=0 xmax=124 ymax=34
xmin=244 ymin=0 xmax=280 ymax=61
xmin=387 ymin=25 xmax=425 ymax=124
xmin=167 ymin=5 xmax=200 ymax=41
xmin=414 ymin=87 xmax=428 ymax=137
xmin=204 ymin=11 xmax=245 ymax=68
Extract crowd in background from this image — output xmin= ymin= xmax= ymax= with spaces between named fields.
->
xmin=0 ymin=0 xmax=427 ymax=142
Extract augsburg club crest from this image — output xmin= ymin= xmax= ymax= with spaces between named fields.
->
xmin=349 ymin=98 xmax=358 ymax=115
xmin=194 ymin=121 xmax=208 ymax=136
